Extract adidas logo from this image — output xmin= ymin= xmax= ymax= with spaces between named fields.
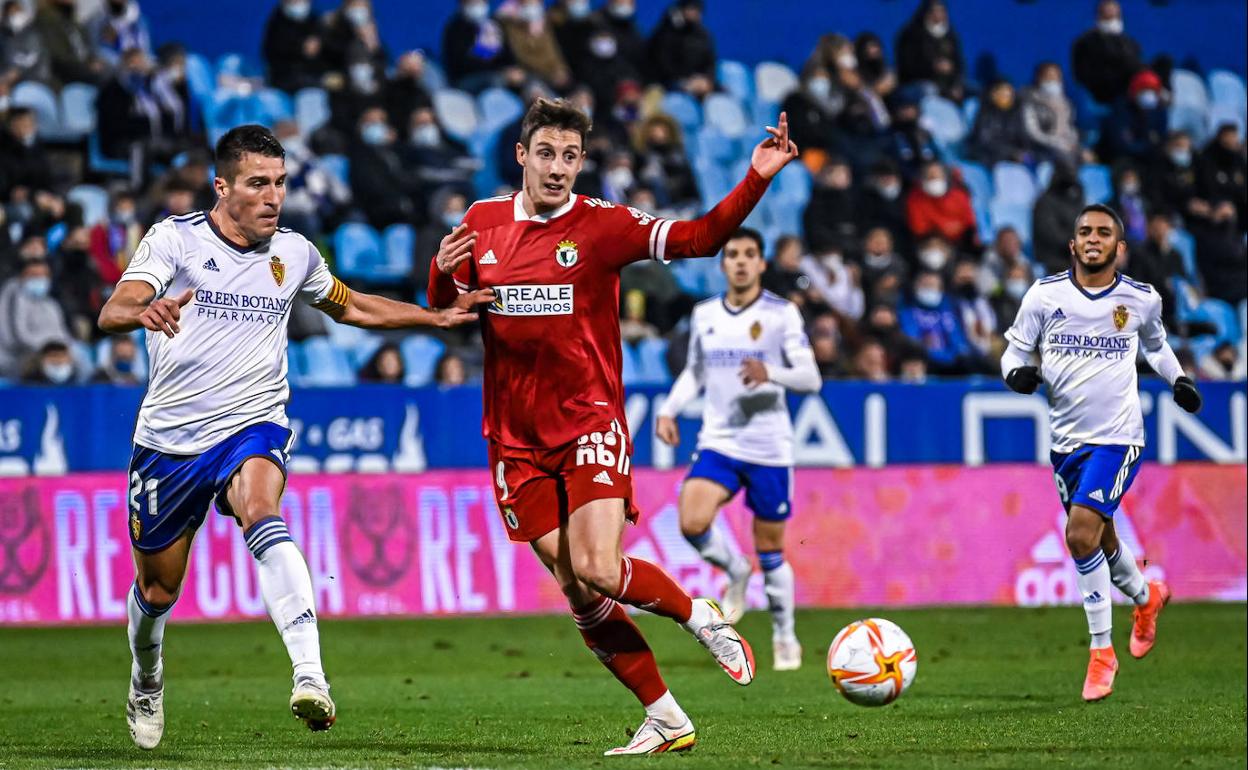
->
xmin=1089 ymin=489 xmax=1105 ymax=503
xmin=287 ymin=608 xmax=317 ymax=628
xmin=1052 ymin=308 xmax=1066 ymax=320
xmin=1087 ymin=591 xmax=1105 ymax=603
xmin=479 ymin=249 xmax=498 ymax=265
xmin=592 ymin=470 xmax=613 ymax=486
xmin=202 ymin=257 xmax=219 ymax=272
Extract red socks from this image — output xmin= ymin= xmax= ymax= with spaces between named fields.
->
xmin=572 ymin=596 xmax=669 ymax=706
xmin=611 ymin=557 xmax=693 ymax=623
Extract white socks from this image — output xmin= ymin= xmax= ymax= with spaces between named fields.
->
xmin=684 ymin=524 xmax=744 ymax=574
xmin=759 ymin=551 xmax=796 ymax=640
xmin=644 ymin=690 xmax=689 ymax=729
xmin=245 ymin=516 xmax=326 ymax=688
xmin=127 ymin=584 xmax=171 ymax=692
xmin=1107 ymin=540 xmax=1150 ymax=606
xmin=1073 ymin=550 xmax=1113 ymax=649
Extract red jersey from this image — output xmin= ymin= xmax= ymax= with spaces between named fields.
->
xmin=430 ymin=169 xmax=770 ymax=449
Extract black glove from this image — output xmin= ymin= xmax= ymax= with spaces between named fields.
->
xmin=1173 ymin=376 xmax=1202 ymax=413
xmin=1006 ymin=366 xmax=1042 ymax=394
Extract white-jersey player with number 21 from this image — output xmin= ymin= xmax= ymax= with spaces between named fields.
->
xmin=98 ymin=125 xmax=490 ymax=749
xmin=656 ymin=227 xmax=820 ymax=672
xmin=1001 ymin=203 xmax=1202 ymax=702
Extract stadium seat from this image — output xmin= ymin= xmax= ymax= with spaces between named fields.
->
xmin=1208 ymin=102 xmax=1245 ymax=138
xmin=332 ymin=222 xmax=383 ymax=282
xmin=774 ymin=160 xmax=812 ymax=203
xmin=256 ymin=88 xmax=294 ymax=124
xmin=87 ymin=131 xmax=129 ymax=176
xmin=94 ymin=329 xmax=149 ymax=380
xmin=661 ymin=91 xmax=702 ymax=134
xmin=718 ymin=59 xmax=753 ymax=104
xmin=215 ymin=52 xmax=262 ymax=80
xmin=378 ymin=223 xmax=417 ymax=283
xmin=961 ymin=96 xmax=980 ymax=127
xmin=920 ymin=95 xmax=967 ymax=148
xmin=1077 ymin=164 xmax=1112 ymax=204
xmin=318 ymin=154 xmax=349 ymax=188
xmin=476 ymin=87 xmax=524 ymax=134
xmin=421 ymin=58 xmax=447 ymax=92
xmin=620 ymin=342 xmax=642 ymax=386
xmin=300 ymin=337 xmax=356 ymax=387
xmin=432 ymin=88 xmax=478 ymax=142
xmin=68 ymin=184 xmax=109 ymax=227
xmin=12 ymin=81 xmax=61 ymax=138
xmin=400 ymin=334 xmax=446 ymax=387
xmin=286 ymin=342 xmax=307 ymax=386
xmin=954 ymin=161 xmax=992 ymax=205
xmin=988 ymin=200 xmax=1032 ymax=247
xmin=1208 ymin=69 xmax=1247 ymax=111
xmin=1174 ymin=278 xmax=1240 ymax=346
xmin=1033 ymin=160 xmax=1054 ymax=192
xmin=185 ymin=52 xmax=214 ymax=102
xmin=1168 ymin=102 xmax=1209 ymax=144
xmin=59 ymin=83 xmax=98 ymax=138
xmin=992 ymin=162 xmax=1037 ymax=206
xmin=327 ymin=323 xmax=383 ymax=370
xmin=1168 ymin=227 xmax=1198 ymax=280
xmin=694 ymin=127 xmax=738 ymax=165
xmin=754 ymin=61 xmax=798 ymax=104
xmin=294 ymin=87 xmax=330 ymax=136
xmin=1170 ymin=69 xmax=1210 ymax=111
xmin=704 ymin=93 xmax=749 ymax=138
xmin=634 ymin=338 xmax=671 ymax=385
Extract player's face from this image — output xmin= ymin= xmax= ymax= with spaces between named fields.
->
xmin=216 ymin=153 xmax=287 ymax=243
xmin=721 ymin=237 xmax=766 ymax=291
xmin=1069 ymin=211 xmax=1123 ymax=274
xmin=517 ymin=127 xmax=584 ymax=212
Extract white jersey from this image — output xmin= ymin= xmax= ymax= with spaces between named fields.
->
xmin=667 ymin=291 xmax=813 ymax=466
xmin=1005 ymin=270 xmax=1166 ymax=453
xmin=119 ymin=212 xmax=346 ymax=454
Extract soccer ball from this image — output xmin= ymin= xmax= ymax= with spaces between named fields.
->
xmin=826 ymin=618 xmax=917 ymax=706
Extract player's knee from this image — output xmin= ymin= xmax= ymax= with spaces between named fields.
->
xmin=1065 ymin=528 xmax=1100 ymax=559
xmin=570 ymin=551 xmax=620 ymax=595
xmin=681 ymin=523 xmax=710 ymax=546
xmin=135 ymin=578 xmax=178 ymax=611
xmin=235 ymin=496 xmax=279 ymax=529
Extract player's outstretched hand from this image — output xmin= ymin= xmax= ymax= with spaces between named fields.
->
xmin=656 ymin=415 xmax=680 ymax=446
xmin=1005 ymin=365 xmax=1042 ymax=394
xmin=139 ymin=289 xmax=193 ymax=338
xmin=740 ymin=358 xmax=769 ymax=388
xmin=750 ymin=111 xmax=799 ymax=180
xmin=1173 ymin=376 xmax=1202 ymax=413
xmin=436 ymin=223 xmax=477 ymax=275
xmin=452 ymin=288 xmax=496 ymax=311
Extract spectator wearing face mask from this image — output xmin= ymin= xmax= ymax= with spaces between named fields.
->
xmin=402 ymin=106 xmax=476 ymax=201
xmin=1110 ymin=163 xmax=1149 ymax=244
xmin=328 ymin=50 xmax=386 ymax=138
xmin=646 ymin=0 xmax=716 ymax=97
xmin=896 ymin=270 xmax=980 ymax=376
xmin=96 ymin=47 xmax=164 ymax=168
xmin=781 ymin=63 xmax=842 ymax=164
xmin=1191 ymin=201 xmax=1247 ymax=306
xmin=34 ymin=0 xmax=106 ymax=86
xmin=992 ymin=261 xmax=1033 ymax=335
xmin=86 ymin=0 xmax=150 ymax=67
xmin=1032 ymin=161 xmax=1086 ymax=273
xmin=1 ymin=0 xmax=52 ymax=84
xmin=599 ymin=0 xmax=645 ymax=77
xmin=52 ymin=226 xmax=108 ymax=341
xmin=861 ymin=303 xmax=910 ymax=355
xmin=549 ymin=0 xmax=597 ymax=83
xmin=1198 ymin=342 xmax=1247 ymax=382
xmin=979 ymin=225 xmax=1030 ymax=294
xmin=634 ymin=115 xmax=698 ymax=214
xmin=442 ymin=0 xmax=515 ymax=93
xmin=886 ymin=86 xmax=939 ymax=181
xmin=21 ymin=340 xmax=78 ymax=385
xmin=1148 ymin=131 xmax=1209 ymax=226
xmin=87 ymin=189 xmax=139 ymax=282
xmin=854 ymin=32 xmax=896 ymax=98
xmin=859 ymin=159 xmax=909 ymax=248
xmin=323 ymin=0 xmax=387 ymax=78
xmin=348 ymin=106 xmax=423 ymax=229
xmin=263 ymin=0 xmax=326 ymax=92
xmin=949 ymin=258 xmax=996 ymax=357
xmin=0 ymin=107 xmax=52 ymax=200
xmin=969 ymin=79 xmax=1031 ymax=166
xmin=761 ymin=235 xmax=813 ymax=309
xmin=0 ymin=251 xmax=71 ymax=378
xmin=582 ymin=39 xmax=641 ymax=138
xmin=1129 ymin=211 xmax=1186 ymax=329
xmin=1072 ymin=0 xmax=1142 ymax=105
xmin=859 ymin=227 xmax=910 ymax=308
xmin=895 ymin=0 xmax=965 ymax=102
xmin=905 ymin=161 xmax=979 ymax=255
xmin=804 ymin=158 xmax=859 ymax=256
xmin=92 ymin=334 xmax=143 ymax=384
xmin=1197 ymin=124 xmax=1248 ymax=234
xmin=1022 ymin=61 xmax=1081 ymax=165
xmin=912 ymin=235 xmax=955 ymax=277
xmin=802 ymin=247 xmax=865 ymax=321
xmin=1101 ymin=69 xmax=1168 ymax=165
xmin=497 ymin=0 xmax=571 ymax=91
xmin=418 ymin=189 xmax=468 ymax=303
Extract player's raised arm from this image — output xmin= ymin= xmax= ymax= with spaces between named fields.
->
xmin=99 ymin=281 xmax=194 ymax=338
xmin=427 ymin=223 xmax=477 ymax=309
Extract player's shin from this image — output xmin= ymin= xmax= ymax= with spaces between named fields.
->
xmin=611 ymin=556 xmax=695 ymax=623
xmin=684 ymin=524 xmax=746 ymax=574
xmin=572 ymin=595 xmax=681 ymax=722
xmin=127 ymin=584 xmax=171 ymax=691
xmin=760 ymin=551 xmax=796 ymax=639
xmin=1106 ymin=540 xmax=1150 ymax=606
xmin=245 ymin=516 xmax=326 ymax=687
xmin=1073 ymin=550 xmax=1114 ymax=648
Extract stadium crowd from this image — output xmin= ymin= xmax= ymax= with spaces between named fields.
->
xmin=0 ymin=0 xmax=1245 ymax=387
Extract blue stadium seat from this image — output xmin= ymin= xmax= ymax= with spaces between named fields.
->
xmin=694 ymin=127 xmax=738 ymax=165
xmin=432 ymin=88 xmax=478 ymax=142
xmin=954 ymin=161 xmax=992 ymax=205
xmin=378 ymin=224 xmax=417 ymax=283
xmin=294 ymin=87 xmax=330 ymax=136
xmin=988 ymin=200 xmax=1032 ymax=247
xmin=620 ymin=341 xmax=642 ymax=386
xmin=318 ymin=154 xmax=349 ymax=188
xmin=1033 ymin=160 xmax=1054 ymax=191
xmin=68 ymin=184 xmax=109 ymax=227
xmin=476 ymin=87 xmax=524 ymax=134
xmin=718 ymin=59 xmax=753 ymax=104
xmin=400 ymin=334 xmax=446 ymax=387
xmin=421 ymin=58 xmax=447 ymax=92
xmin=1174 ymin=279 xmax=1240 ymax=346
xmin=1168 ymin=102 xmax=1209 ymax=144
xmin=635 ymin=338 xmax=671 ymax=385
xmin=704 ymin=93 xmax=748 ymax=139
xmin=754 ymin=61 xmax=798 ymax=105
xmin=992 ymin=162 xmax=1037 ymax=206
xmin=87 ymin=131 xmax=129 ymax=176
xmin=58 ymin=83 xmax=97 ymax=138
xmin=1208 ymin=102 xmax=1245 ymax=138
xmin=286 ymin=342 xmax=306 ymax=386
xmin=1071 ymin=84 xmax=1110 ymax=145
xmin=332 ymin=222 xmax=383 ymax=282
xmin=1078 ymin=164 xmax=1112 ymax=204
xmin=774 ymin=161 xmax=812 ymax=204
xmin=1208 ymin=69 xmax=1247 ymax=111
xmin=300 ymin=337 xmax=356 ymax=386
xmin=256 ymin=88 xmax=293 ymax=124
xmin=216 ymin=52 xmax=261 ymax=80
xmin=961 ymin=96 xmax=980 ymax=127
xmin=1168 ymin=227 xmax=1198 ymax=280
xmin=94 ymin=329 xmax=149 ymax=381
xmin=921 ymin=95 xmax=967 ymax=148
xmin=12 ymin=81 xmax=60 ymax=138
xmin=1170 ymin=69 xmax=1209 ymax=112
xmin=661 ymin=91 xmax=702 ymax=134
xmin=185 ymin=52 xmax=214 ymax=101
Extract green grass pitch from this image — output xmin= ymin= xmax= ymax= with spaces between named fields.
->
xmin=1 ymin=604 xmax=1244 ymax=769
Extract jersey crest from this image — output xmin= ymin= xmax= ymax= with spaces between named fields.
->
xmin=270 ymin=255 xmax=285 ymax=286
xmin=750 ymin=320 xmax=763 ymax=340
xmin=555 ymin=239 xmax=578 ymax=268
xmin=1113 ymin=304 xmax=1128 ymax=331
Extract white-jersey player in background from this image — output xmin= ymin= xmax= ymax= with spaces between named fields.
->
xmin=656 ymin=228 xmax=820 ymax=671
xmin=1001 ymin=204 xmax=1202 ymax=702
xmin=98 ymin=125 xmax=489 ymax=749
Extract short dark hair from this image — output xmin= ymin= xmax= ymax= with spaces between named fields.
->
xmin=1076 ymin=203 xmax=1125 ymax=239
xmin=519 ymin=97 xmax=592 ymax=150
xmin=215 ymin=124 xmax=285 ymax=183
xmin=723 ymin=228 xmax=765 ymax=257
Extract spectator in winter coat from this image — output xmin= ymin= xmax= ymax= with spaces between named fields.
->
xmin=646 ymin=0 xmax=715 ymax=96
xmin=1021 ymin=61 xmax=1081 ymax=165
xmin=1071 ymin=0 xmax=1142 ymax=104
xmin=497 ymin=0 xmax=571 ymax=90
xmin=895 ymin=0 xmax=965 ymax=102
xmin=1102 ymin=69 xmax=1168 ymax=165
xmin=34 ymin=0 xmax=105 ymax=86
xmin=442 ymin=0 xmax=515 ymax=92
xmin=0 ymin=251 xmax=71 ymax=378
xmin=968 ymin=80 xmax=1031 ymax=166
xmin=262 ymin=0 xmax=327 ymax=92
xmin=1032 ymin=161 xmax=1086 ymax=272
xmin=905 ymin=161 xmax=978 ymax=254
xmin=1197 ymin=124 xmax=1248 ymax=234
xmin=897 ymin=270 xmax=981 ymax=375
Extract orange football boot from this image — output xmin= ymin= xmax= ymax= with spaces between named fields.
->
xmin=1082 ymin=646 xmax=1118 ymax=702
xmin=1129 ymin=580 xmax=1171 ymax=659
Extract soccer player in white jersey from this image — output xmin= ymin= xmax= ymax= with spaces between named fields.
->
xmin=656 ymin=228 xmax=820 ymax=671
xmin=1001 ymin=204 xmax=1202 ymax=702
xmin=97 ymin=125 xmax=489 ymax=749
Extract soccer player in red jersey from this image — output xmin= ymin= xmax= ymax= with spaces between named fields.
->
xmin=428 ymin=98 xmax=798 ymax=755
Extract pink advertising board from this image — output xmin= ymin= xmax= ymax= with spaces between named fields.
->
xmin=0 ymin=465 xmax=1243 ymax=626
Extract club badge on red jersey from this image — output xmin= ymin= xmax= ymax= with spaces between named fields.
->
xmin=556 ymin=240 xmax=578 ymax=268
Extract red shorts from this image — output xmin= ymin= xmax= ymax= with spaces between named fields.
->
xmin=488 ymin=421 xmax=641 ymax=542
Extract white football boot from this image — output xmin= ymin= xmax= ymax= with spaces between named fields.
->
xmin=126 ymin=680 xmax=165 ymax=750
xmin=604 ymin=715 xmax=696 ymax=756
xmin=290 ymin=677 xmax=336 ymax=731
xmin=684 ymin=598 xmax=756 ymax=685
xmin=719 ymin=557 xmax=752 ymax=624
xmin=773 ymin=635 xmax=803 ymax=671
